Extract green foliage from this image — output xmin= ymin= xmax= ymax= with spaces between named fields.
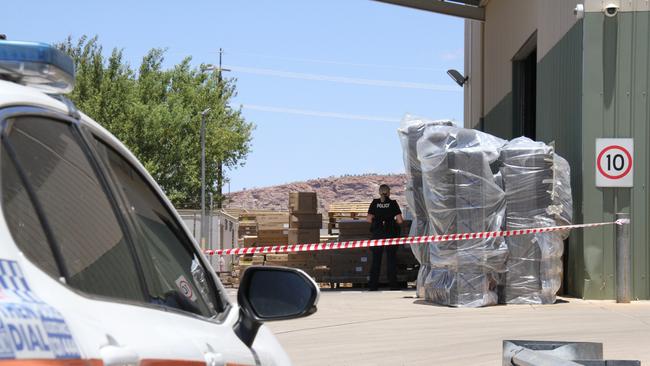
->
xmin=57 ymin=36 xmax=254 ymax=208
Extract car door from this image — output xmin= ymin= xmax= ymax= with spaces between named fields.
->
xmin=85 ymin=129 xmax=259 ymax=366
xmin=0 ymin=107 xmax=256 ymax=365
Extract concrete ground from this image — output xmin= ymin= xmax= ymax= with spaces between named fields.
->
xmin=262 ymin=289 xmax=650 ymax=366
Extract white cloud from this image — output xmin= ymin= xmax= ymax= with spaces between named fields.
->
xmin=226 ymin=65 xmax=460 ymax=92
xmin=440 ymin=48 xmax=464 ymax=62
xmin=241 ymin=104 xmax=401 ymax=123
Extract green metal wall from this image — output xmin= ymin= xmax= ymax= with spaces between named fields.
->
xmin=484 ymin=21 xmax=587 ymax=296
xmin=581 ymin=11 xmax=650 ymax=299
xmin=483 ymin=93 xmax=513 ymax=139
xmin=482 ymin=12 xmax=650 ymax=299
xmin=536 ymin=21 xmax=584 ymax=297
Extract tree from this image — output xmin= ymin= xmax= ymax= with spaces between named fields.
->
xmin=57 ymin=36 xmax=254 ymax=208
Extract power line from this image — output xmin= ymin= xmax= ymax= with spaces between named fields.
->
xmin=241 ymin=104 xmax=401 ymax=123
xmin=227 ymin=50 xmax=448 ymax=72
xmin=226 ymin=65 xmax=459 ymax=92
xmin=166 ymin=48 xmax=450 ymax=72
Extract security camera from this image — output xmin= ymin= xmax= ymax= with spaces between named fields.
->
xmin=604 ymin=2 xmax=619 ymax=17
xmin=574 ymin=4 xmax=584 ymax=19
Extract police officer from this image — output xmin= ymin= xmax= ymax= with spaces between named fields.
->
xmin=366 ymin=184 xmax=404 ymax=291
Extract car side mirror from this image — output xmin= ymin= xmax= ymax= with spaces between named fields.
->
xmin=234 ymin=266 xmax=320 ymax=347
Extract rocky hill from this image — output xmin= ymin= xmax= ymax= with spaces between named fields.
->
xmin=224 ymin=173 xmax=408 ymax=213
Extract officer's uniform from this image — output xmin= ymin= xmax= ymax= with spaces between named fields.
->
xmin=367 ymin=198 xmax=402 ymax=290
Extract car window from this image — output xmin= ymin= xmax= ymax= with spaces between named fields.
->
xmin=1 ymin=116 xmax=145 ymax=302
xmin=93 ymin=138 xmax=223 ymax=317
xmin=1 ymin=144 xmax=59 ymax=278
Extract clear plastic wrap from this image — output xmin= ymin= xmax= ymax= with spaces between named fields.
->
xmin=498 ymin=137 xmax=573 ymax=304
xmin=398 ymin=115 xmax=453 ymax=298
xmin=550 ymin=154 xmax=573 ymax=231
xmin=398 ymin=121 xmax=573 ymax=307
xmin=416 ymin=124 xmax=508 ymax=307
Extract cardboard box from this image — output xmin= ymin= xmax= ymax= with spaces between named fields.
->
xmin=289 ymin=192 xmax=318 ymax=213
xmin=290 ymin=213 xmax=323 ymax=229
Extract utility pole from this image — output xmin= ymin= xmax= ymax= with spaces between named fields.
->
xmin=200 ymin=108 xmax=211 ymax=251
xmin=201 ymin=50 xmax=230 ymax=220
xmin=208 ymin=192 xmax=214 ymax=250
xmin=217 ymin=48 xmax=226 ymax=209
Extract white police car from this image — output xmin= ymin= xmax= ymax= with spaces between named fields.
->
xmin=0 ymin=40 xmax=319 ymax=365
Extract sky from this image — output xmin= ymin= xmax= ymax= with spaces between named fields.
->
xmin=2 ymin=0 xmax=464 ymax=192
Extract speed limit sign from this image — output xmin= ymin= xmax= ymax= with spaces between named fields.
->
xmin=596 ymin=138 xmax=633 ymax=187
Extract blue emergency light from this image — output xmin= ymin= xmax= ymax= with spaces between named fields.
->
xmin=0 ymin=40 xmax=75 ymax=94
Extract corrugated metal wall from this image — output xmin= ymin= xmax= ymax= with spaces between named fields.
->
xmin=581 ymin=11 xmax=650 ymax=299
xmin=465 ymin=0 xmax=579 ymax=129
xmin=536 ymin=20 xmax=584 ymax=296
xmin=482 ymin=1 xmax=537 ymax=116
xmin=467 ymin=1 xmax=650 ymax=299
xmin=464 ymin=20 xmax=483 ymax=129
xmin=483 ymin=92 xmax=513 ymax=138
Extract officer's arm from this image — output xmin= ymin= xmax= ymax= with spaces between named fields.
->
xmin=367 ymin=201 xmax=375 ymax=223
xmin=395 ymin=214 xmax=404 ymax=225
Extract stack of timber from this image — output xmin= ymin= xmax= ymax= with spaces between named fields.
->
xmin=327 ymin=201 xmax=370 ymax=234
xmin=262 ymin=193 xmax=327 ymax=281
xmin=319 ymin=248 xmax=419 ymax=286
xmin=338 ymin=219 xmax=372 ymax=241
xmin=238 ymin=218 xmax=257 ymax=238
xmin=228 ymin=199 xmax=418 ymax=289
xmin=288 ymin=192 xmax=322 ymax=245
xmin=231 ymin=254 xmax=265 ymax=287
xmin=231 ymin=211 xmax=288 ymax=284
xmin=265 ymin=213 xmax=418 ymax=288
xmin=316 ymin=219 xmax=418 ymax=287
xmin=256 ymin=213 xmax=289 ymax=245
xmin=231 ymin=210 xmax=281 ymax=239
xmin=264 ymin=252 xmax=331 ymax=273
xmin=216 ymin=269 xmax=235 ymax=288
xmin=265 ymin=192 xmax=325 ymax=274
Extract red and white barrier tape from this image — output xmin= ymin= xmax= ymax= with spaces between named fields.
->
xmin=205 ymin=219 xmax=628 ymax=256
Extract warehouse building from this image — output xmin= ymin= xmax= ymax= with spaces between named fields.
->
xmin=378 ymin=0 xmax=650 ymax=299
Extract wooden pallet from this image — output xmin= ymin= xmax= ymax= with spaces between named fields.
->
xmin=327 ymin=201 xmax=371 ymax=234
xmin=242 ymin=210 xmax=283 ymax=219
xmin=227 ymin=209 xmax=290 ymax=238
xmin=238 ymin=221 xmax=257 ymax=237
xmin=225 ymin=208 xmax=285 ymax=220
xmin=328 ymin=202 xmax=371 ymax=213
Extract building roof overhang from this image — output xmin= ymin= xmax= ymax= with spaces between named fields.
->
xmin=374 ymin=0 xmax=487 ymax=21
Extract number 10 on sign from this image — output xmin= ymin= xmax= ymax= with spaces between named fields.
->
xmin=596 ymin=138 xmax=634 ymax=187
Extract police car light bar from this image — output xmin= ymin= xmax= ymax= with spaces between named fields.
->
xmin=0 ymin=40 xmax=75 ymax=94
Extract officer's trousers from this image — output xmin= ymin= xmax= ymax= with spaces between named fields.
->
xmin=368 ymin=246 xmax=397 ymax=290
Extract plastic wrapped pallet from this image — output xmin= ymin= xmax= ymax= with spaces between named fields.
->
xmin=417 ymin=125 xmax=508 ymax=307
xmin=498 ymin=137 xmax=572 ymax=304
xmin=398 ymin=116 xmax=453 ymax=298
